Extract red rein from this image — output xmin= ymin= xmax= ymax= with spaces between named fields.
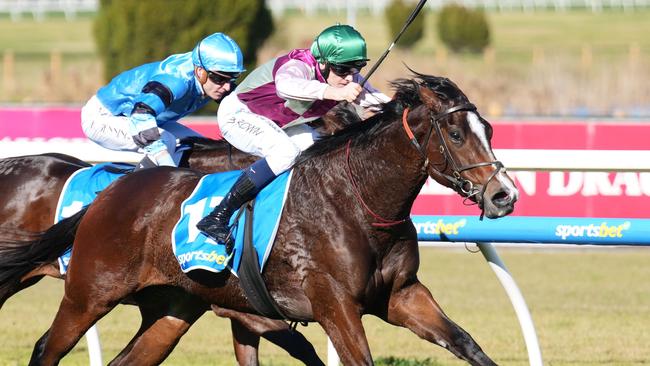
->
xmin=345 ymin=110 xmax=412 ymax=228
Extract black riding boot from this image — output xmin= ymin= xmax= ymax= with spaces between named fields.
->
xmin=197 ymin=173 xmax=258 ymax=245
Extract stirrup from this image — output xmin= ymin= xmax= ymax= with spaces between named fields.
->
xmin=210 ymin=230 xmax=234 ymax=254
xmin=197 ymin=219 xmax=234 ymax=251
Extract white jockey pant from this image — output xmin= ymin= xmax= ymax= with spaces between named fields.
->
xmin=80 ymin=95 xmax=202 ymax=166
xmin=217 ymin=93 xmax=321 ymax=175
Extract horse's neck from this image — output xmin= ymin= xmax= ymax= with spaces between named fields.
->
xmin=341 ymin=125 xmax=427 ymax=222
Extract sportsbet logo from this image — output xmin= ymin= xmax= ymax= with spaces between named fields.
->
xmin=555 ymin=221 xmax=631 ymax=240
xmin=177 ymin=250 xmax=228 ymax=266
xmin=414 ymin=218 xmax=467 ymax=235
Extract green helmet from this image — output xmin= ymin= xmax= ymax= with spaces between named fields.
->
xmin=310 ymin=24 xmax=369 ymax=65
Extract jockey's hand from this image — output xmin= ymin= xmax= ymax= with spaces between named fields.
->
xmin=144 ymin=140 xmax=175 ymax=167
xmin=132 ymin=126 xmax=161 ymax=148
xmin=130 ymin=112 xmax=160 ymax=148
xmin=324 ymin=83 xmax=363 ymax=103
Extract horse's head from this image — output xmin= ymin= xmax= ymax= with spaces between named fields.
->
xmin=396 ymin=75 xmax=518 ymax=219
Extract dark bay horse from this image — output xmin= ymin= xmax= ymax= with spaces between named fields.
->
xmin=0 ymin=145 xmax=326 ymax=365
xmin=17 ymin=74 xmax=517 ymax=365
xmin=0 ymin=142 xmax=259 ymax=301
xmin=0 ymin=101 xmax=359 ymax=304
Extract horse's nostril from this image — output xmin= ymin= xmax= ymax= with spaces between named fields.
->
xmin=491 ymin=190 xmax=512 ymax=206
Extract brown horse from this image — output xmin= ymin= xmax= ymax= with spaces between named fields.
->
xmin=0 ymin=145 xmax=327 ymax=365
xmin=17 ymin=74 xmax=518 ymax=365
xmin=0 ymin=101 xmax=359 ymax=305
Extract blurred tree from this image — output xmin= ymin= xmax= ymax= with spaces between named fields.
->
xmin=94 ymin=0 xmax=274 ymax=82
xmin=384 ymin=0 xmax=425 ymax=49
xmin=437 ymin=4 xmax=490 ymax=54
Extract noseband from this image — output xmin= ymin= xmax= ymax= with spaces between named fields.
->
xmin=401 ymin=103 xmax=504 ymax=210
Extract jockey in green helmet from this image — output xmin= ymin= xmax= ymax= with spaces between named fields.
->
xmin=196 ymin=24 xmax=389 ymax=247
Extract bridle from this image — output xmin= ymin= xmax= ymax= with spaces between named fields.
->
xmin=345 ymin=99 xmax=505 ymax=227
xmin=401 ymin=102 xmax=504 ymax=212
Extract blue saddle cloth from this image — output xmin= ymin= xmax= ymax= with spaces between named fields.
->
xmin=55 ymin=163 xmax=132 ymax=273
xmin=172 ymin=170 xmax=292 ymax=274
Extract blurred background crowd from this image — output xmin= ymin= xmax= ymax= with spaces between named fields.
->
xmin=1 ymin=0 xmax=648 ymax=118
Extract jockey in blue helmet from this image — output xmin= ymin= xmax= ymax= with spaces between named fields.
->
xmin=196 ymin=24 xmax=389 ymax=246
xmin=81 ymin=32 xmax=245 ymax=168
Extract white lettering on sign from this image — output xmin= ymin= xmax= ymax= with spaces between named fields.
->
xmin=421 ymin=172 xmax=650 ymax=198
xmin=548 ymin=172 xmax=650 ymax=197
xmin=582 ymin=172 xmax=621 ymax=196
xmin=511 ymin=171 xmax=536 ymax=195
xmin=554 ymin=221 xmax=631 ymax=240
xmin=547 ymin=172 xmax=583 ymax=196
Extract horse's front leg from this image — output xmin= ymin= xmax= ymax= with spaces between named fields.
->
xmin=307 ymin=277 xmax=373 ymax=366
xmin=384 ymin=281 xmax=497 ymax=366
xmin=212 ymin=306 xmax=324 ymax=366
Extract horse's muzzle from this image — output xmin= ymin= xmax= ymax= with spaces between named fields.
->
xmin=481 ymin=179 xmax=519 ymax=219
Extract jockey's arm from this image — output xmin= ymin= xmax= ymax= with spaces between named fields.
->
xmin=351 ymin=75 xmax=391 ymax=119
xmin=275 ymin=60 xmax=328 ymax=102
xmin=129 ymin=75 xmax=188 ymax=149
xmin=353 ymin=74 xmax=391 ymax=108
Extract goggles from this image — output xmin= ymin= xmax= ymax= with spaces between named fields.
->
xmin=206 ymin=70 xmax=241 ymax=84
xmin=329 ymin=61 xmax=367 ymax=77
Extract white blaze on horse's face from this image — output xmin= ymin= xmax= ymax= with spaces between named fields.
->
xmin=466 ymin=111 xmax=519 ymax=199
xmin=467 ymin=112 xmax=491 ymax=153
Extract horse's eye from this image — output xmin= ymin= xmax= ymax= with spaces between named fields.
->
xmin=449 ymin=129 xmax=462 ymax=143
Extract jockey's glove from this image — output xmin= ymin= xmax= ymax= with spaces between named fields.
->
xmin=130 ymin=113 xmax=160 ymax=148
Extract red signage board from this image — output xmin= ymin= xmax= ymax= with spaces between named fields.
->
xmin=2 ymin=108 xmax=649 ymax=219
xmin=414 ymin=171 xmax=650 ymax=218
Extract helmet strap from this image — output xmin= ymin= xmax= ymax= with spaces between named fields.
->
xmin=195 ymin=40 xmax=211 ymax=85
xmin=319 ymin=63 xmax=330 ymax=80
xmin=315 ymin=36 xmax=331 ymax=80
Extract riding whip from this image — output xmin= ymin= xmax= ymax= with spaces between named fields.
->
xmin=361 ymin=0 xmax=428 ymax=88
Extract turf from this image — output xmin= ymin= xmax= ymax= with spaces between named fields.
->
xmin=1 ymin=247 xmax=648 ymax=365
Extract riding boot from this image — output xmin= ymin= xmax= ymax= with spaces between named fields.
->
xmin=197 ymin=173 xmax=259 ymax=245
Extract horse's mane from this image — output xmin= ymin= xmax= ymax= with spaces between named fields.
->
xmin=295 ymin=73 xmax=467 ymax=164
xmin=179 ymin=136 xmax=230 ymax=151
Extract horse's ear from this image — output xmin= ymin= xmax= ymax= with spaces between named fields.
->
xmin=418 ymin=85 xmax=443 ymax=111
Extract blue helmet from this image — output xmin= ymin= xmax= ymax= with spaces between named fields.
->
xmin=191 ymin=33 xmax=245 ymax=73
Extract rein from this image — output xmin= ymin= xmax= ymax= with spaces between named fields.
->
xmin=344 ymin=101 xmax=505 ymax=225
xmin=345 ymin=140 xmax=410 ymax=227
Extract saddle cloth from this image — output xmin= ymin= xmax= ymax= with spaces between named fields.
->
xmin=55 ymin=163 xmax=131 ymax=274
xmin=172 ymin=170 xmax=292 ymax=274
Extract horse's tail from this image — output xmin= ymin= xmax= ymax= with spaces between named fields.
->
xmin=0 ymin=206 xmax=88 ymax=306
